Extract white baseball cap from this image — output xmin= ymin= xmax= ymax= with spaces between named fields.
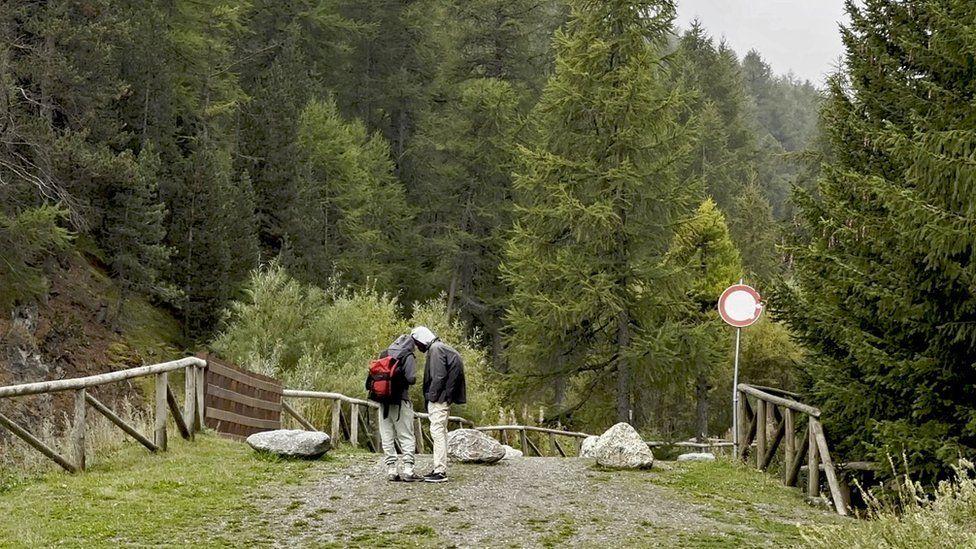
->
xmin=410 ymin=326 xmax=438 ymax=347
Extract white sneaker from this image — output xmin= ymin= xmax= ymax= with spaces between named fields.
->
xmin=386 ymin=467 xmax=399 ymax=482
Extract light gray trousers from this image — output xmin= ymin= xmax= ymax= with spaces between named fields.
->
xmin=378 ymin=400 xmax=416 ymax=470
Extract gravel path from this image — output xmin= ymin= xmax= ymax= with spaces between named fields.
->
xmin=257 ymin=453 xmax=787 ymax=548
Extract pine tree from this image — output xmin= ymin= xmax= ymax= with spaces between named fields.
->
xmin=667 ymin=199 xmax=741 ymax=439
xmin=504 ymin=0 xmax=695 ymax=424
xmin=729 ymin=181 xmax=780 ymax=283
xmin=98 ymin=146 xmax=173 ymax=318
xmin=778 ymin=0 xmax=976 ymax=482
xmin=284 ymin=99 xmax=412 ymax=292
xmin=676 ymin=24 xmax=756 ymax=212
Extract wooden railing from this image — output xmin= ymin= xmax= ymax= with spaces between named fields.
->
xmin=0 ymin=357 xmax=207 ymax=473
xmin=281 ymin=389 xmax=474 ymax=453
xmin=736 ymin=383 xmax=849 ymax=516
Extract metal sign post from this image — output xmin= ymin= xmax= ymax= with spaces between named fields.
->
xmin=718 ymin=281 xmax=763 ymax=457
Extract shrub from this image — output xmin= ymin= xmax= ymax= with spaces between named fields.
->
xmin=213 ymin=264 xmax=499 ymax=423
xmin=804 ymin=459 xmax=976 ymax=548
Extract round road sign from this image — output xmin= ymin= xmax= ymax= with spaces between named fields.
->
xmin=718 ymin=284 xmax=763 ymax=327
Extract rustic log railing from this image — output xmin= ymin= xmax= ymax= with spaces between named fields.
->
xmin=736 ymin=383 xmax=849 ymax=516
xmin=281 ymin=389 xmax=474 ymax=453
xmin=0 ymin=357 xmax=207 ymax=473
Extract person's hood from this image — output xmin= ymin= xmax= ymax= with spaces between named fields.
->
xmin=387 ymin=334 xmax=415 ymax=359
xmin=410 ymin=326 xmax=438 ymax=347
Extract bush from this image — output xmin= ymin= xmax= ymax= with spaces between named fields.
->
xmin=212 ymin=264 xmax=499 ymax=423
xmin=804 ymin=460 xmax=976 ymax=548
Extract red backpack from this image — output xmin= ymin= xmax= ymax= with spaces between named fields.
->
xmin=366 ymin=356 xmax=400 ymax=403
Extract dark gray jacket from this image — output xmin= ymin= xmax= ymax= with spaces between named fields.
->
xmin=381 ymin=334 xmax=417 ymax=402
xmin=422 ymin=341 xmax=466 ymax=405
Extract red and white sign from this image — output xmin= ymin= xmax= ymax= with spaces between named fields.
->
xmin=718 ymin=284 xmax=763 ymax=327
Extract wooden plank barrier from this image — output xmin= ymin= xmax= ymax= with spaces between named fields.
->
xmin=201 ymin=354 xmax=282 ymax=441
xmin=736 ymin=383 xmax=856 ymax=516
xmin=0 ymin=356 xmax=207 ymax=473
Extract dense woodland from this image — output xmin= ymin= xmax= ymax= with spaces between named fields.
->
xmin=1 ymin=0 xmax=972 ymax=483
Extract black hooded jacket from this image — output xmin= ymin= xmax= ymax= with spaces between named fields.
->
xmin=422 ymin=340 xmax=466 ymax=405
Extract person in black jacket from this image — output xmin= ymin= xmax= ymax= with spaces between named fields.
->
xmin=373 ymin=334 xmax=421 ymax=482
xmin=411 ymin=325 xmax=465 ymax=483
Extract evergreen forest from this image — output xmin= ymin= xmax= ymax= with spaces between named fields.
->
xmin=3 ymin=0 xmax=973 ymax=486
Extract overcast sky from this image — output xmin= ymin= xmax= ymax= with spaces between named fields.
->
xmin=675 ymin=0 xmax=849 ymax=86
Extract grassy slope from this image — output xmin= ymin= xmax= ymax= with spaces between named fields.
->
xmin=0 ymin=436 xmax=847 ymax=548
xmin=644 ymin=460 xmax=849 ymax=547
xmin=0 ymin=436 xmax=328 ymax=548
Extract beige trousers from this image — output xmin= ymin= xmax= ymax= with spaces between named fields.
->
xmin=427 ymin=401 xmax=450 ymax=474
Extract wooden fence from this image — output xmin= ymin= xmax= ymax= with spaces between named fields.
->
xmin=202 ymin=354 xmax=282 ymax=440
xmin=0 ymin=357 xmax=206 ymax=473
xmin=736 ymin=383 xmax=853 ymax=516
xmin=0 ymin=353 xmax=862 ymax=517
xmin=281 ymin=389 xmax=474 ymax=453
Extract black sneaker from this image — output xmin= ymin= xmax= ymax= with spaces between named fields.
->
xmin=423 ymin=472 xmax=447 ymax=483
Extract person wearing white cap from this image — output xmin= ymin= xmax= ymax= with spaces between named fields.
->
xmin=410 ymin=326 xmax=466 ymax=483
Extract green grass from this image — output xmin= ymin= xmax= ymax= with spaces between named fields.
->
xmin=0 ymin=434 xmax=330 ymax=547
xmin=637 ymin=459 xmax=848 ymax=547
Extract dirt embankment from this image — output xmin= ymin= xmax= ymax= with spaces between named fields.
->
xmin=0 ymin=254 xmax=183 ymax=437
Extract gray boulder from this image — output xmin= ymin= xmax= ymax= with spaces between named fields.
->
xmin=677 ymin=452 xmax=715 ymax=462
xmin=590 ymin=422 xmax=654 ymax=469
xmin=579 ymin=436 xmax=600 ymax=458
xmin=501 ymin=445 xmax=523 ymax=460
xmin=448 ymin=429 xmax=506 ymax=464
xmin=246 ymin=429 xmax=331 ymax=459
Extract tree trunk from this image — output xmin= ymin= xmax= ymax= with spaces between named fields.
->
xmin=695 ymin=370 xmax=709 ymax=443
xmin=616 ymin=309 xmax=631 ymax=423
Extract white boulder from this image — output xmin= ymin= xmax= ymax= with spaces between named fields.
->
xmin=448 ymin=429 xmax=506 ymax=464
xmin=579 ymin=435 xmax=600 ymax=458
xmin=677 ymin=452 xmax=716 ymax=462
xmin=501 ymin=445 xmax=523 ymax=460
xmin=246 ymin=429 xmax=331 ymax=459
xmin=590 ymin=422 xmax=654 ymax=469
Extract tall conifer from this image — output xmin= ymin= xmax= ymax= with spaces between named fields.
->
xmin=778 ymin=0 xmax=976 ymax=480
xmin=504 ymin=0 xmax=694 ymax=423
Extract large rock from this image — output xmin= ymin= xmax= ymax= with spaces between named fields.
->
xmin=579 ymin=436 xmax=600 ymax=458
xmin=677 ymin=452 xmax=715 ymax=462
xmin=501 ymin=445 xmax=523 ymax=460
xmin=448 ymin=429 xmax=506 ymax=464
xmin=590 ymin=422 xmax=654 ymax=469
xmin=246 ymin=429 xmax=331 ymax=459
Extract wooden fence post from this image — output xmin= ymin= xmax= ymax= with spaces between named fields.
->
xmin=372 ymin=407 xmax=382 ymax=452
xmin=810 ymin=417 xmax=848 ymax=516
xmin=755 ymin=398 xmax=766 ymax=469
xmin=195 ymin=365 xmax=206 ymax=430
xmin=155 ymin=372 xmax=168 ymax=451
xmin=783 ymin=408 xmax=795 ymax=484
xmin=736 ymin=390 xmax=748 ymax=459
xmin=350 ymin=403 xmax=359 ymax=447
xmin=331 ymin=399 xmax=342 ymax=444
xmin=807 ymin=417 xmax=819 ymax=498
xmin=520 ymin=428 xmax=529 ymax=455
xmin=72 ymin=388 xmax=86 ymax=471
xmin=184 ymin=366 xmax=196 ymax=438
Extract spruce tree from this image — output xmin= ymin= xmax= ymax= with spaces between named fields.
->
xmin=99 ymin=147 xmax=173 ymax=318
xmin=778 ymin=0 xmax=976 ymax=481
xmin=504 ymin=0 xmax=694 ymax=424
